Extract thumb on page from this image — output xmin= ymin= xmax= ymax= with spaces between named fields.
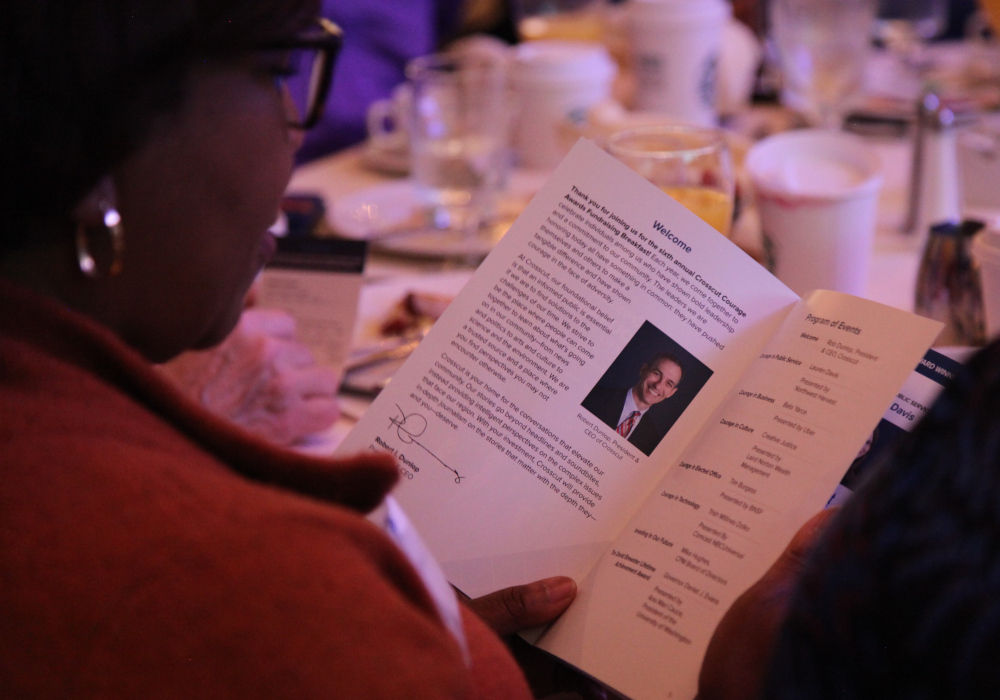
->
xmin=461 ymin=576 xmax=577 ymax=637
xmin=696 ymin=508 xmax=838 ymax=700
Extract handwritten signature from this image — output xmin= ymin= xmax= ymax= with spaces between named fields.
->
xmin=388 ymin=405 xmax=464 ymax=483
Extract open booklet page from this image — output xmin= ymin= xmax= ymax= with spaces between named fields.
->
xmin=338 ymin=140 xmax=802 ymax=588
xmin=335 ymin=140 xmax=941 ymax=698
xmin=535 ymin=289 xmax=941 ymax=700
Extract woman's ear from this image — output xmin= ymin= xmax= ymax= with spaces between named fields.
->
xmin=70 ymin=174 xmax=125 ymax=278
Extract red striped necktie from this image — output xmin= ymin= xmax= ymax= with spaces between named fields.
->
xmin=617 ymin=410 xmax=640 ymax=436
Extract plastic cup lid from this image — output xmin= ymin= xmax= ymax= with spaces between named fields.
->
xmin=511 ymin=40 xmax=616 ymax=84
xmin=746 ymin=129 xmax=883 ymax=202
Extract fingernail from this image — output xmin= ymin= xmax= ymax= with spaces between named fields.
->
xmin=541 ymin=576 xmax=577 ymax=604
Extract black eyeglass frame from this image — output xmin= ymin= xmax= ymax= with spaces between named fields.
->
xmin=256 ymin=17 xmax=343 ymax=130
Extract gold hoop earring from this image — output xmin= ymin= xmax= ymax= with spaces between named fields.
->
xmin=76 ymin=202 xmax=124 ymax=278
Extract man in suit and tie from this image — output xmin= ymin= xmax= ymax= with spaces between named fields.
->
xmin=582 ymin=351 xmax=684 ymax=456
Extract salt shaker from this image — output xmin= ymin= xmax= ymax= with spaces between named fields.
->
xmin=914 ymin=219 xmax=987 ymax=346
xmin=904 ymin=92 xmax=960 ymax=236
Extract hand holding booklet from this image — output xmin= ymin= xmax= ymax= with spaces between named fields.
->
xmin=336 ymin=141 xmax=942 ymax=699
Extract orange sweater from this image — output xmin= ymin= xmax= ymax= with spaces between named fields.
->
xmin=0 ymin=279 xmax=530 ymax=699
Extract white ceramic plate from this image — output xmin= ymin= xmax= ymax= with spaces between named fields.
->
xmin=330 ymin=176 xmax=543 ymax=261
xmin=331 ymin=181 xmax=418 ymax=240
xmin=342 ymin=271 xmax=472 ymax=396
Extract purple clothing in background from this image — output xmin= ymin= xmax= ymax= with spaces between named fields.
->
xmin=295 ymin=0 xmax=464 ymax=163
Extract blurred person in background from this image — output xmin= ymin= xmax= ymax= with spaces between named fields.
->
xmin=296 ymin=0 xmax=464 ymax=160
xmin=298 ymin=0 xmax=513 ymax=161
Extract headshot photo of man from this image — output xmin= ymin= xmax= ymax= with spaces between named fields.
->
xmin=582 ymin=322 xmax=711 ymax=456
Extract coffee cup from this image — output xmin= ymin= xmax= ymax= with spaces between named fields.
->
xmin=625 ymin=0 xmax=730 ymax=125
xmin=510 ymin=40 xmax=616 ymax=169
xmin=746 ymin=129 xmax=883 ymax=297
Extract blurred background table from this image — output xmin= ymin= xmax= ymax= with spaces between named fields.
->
xmin=288 ymin=119 xmax=921 ymax=304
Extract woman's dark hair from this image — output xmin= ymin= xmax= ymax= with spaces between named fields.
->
xmin=2 ymin=0 xmax=318 ymax=248
xmin=763 ymin=338 xmax=1000 ymax=699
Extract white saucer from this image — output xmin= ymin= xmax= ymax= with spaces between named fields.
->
xmin=331 ymin=181 xmax=418 ymax=241
xmin=330 ymin=177 xmax=542 ymax=261
xmin=342 ymin=271 xmax=472 ymax=396
xmin=374 ymin=226 xmax=500 ymax=262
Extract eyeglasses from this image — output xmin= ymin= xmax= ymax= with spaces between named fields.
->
xmin=257 ymin=17 xmax=343 ymax=130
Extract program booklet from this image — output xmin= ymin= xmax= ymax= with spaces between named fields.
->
xmin=826 ymin=345 xmax=970 ymax=507
xmin=336 ymin=140 xmax=942 ymax=699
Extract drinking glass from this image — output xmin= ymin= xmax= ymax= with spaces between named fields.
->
xmin=406 ymin=52 xmax=510 ymax=239
xmin=606 ymin=125 xmax=736 ymax=237
xmin=769 ymin=0 xmax=878 ymax=128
